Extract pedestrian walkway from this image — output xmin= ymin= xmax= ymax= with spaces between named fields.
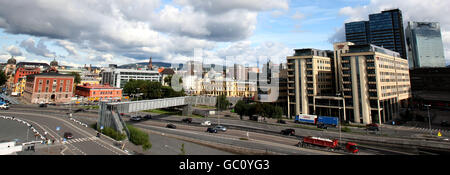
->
xmin=63 ymin=137 xmax=98 ymax=144
xmin=0 ymin=93 xmax=20 ymax=104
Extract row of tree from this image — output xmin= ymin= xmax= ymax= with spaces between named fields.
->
xmin=234 ymin=100 xmax=283 ymax=120
xmin=123 ymin=79 xmax=185 ymax=100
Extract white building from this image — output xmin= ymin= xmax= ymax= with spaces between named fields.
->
xmin=101 ymin=68 xmax=161 ymax=88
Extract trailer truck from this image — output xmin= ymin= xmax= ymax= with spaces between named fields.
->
xmin=297 ymin=136 xmax=359 ymax=153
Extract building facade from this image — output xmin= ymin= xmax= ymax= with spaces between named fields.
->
xmin=287 ymin=49 xmax=334 ymax=116
xmin=22 ymin=72 xmax=74 ymax=104
xmin=75 ymin=84 xmax=122 ymax=102
xmin=406 ymin=21 xmax=446 ymax=68
xmin=345 ymin=9 xmax=407 ymax=59
xmin=340 ymin=44 xmax=411 ymax=124
xmin=345 ymin=21 xmax=370 ymax=45
xmin=101 ymin=68 xmax=161 ymax=88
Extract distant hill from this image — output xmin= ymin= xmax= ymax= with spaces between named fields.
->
xmin=118 ymin=62 xmax=178 ymax=69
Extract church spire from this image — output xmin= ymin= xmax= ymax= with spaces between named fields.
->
xmin=148 ymin=56 xmax=153 ymax=70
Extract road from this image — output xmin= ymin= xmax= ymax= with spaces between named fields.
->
xmin=1 ymin=106 xmax=129 ymax=155
xmin=1 ymin=104 xmax=236 ymax=155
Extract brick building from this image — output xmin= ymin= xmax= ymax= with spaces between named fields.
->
xmin=75 ymin=83 xmax=122 ymax=102
xmin=22 ymin=72 xmax=74 ymax=104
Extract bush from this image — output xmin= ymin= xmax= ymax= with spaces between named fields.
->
xmin=127 ymin=125 xmax=152 ymax=151
xmin=101 ymin=127 xmax=127 ymax=141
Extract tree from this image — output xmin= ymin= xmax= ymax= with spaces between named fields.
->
xmin=234 ymin=100 xmax=247 ymax=120
xmin=179 ymin=143 xmax=186 ymax=155
xmin=69 ymin=72 xmax=81 ymax=85
xmin=164 ymin=75 xmax=182 ymax=87
xmin=215 ymin=95 xmax=230 ymax=111
xmin=0 ymin=70 xmax=7 ymax=87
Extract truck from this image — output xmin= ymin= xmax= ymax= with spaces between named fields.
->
xmin=297 ymin=136 xmax=359 ymax=153
xmin=294 ymin=114 xmax=317 ymax=124
xmin=317 ymin=116 xmax=339 ymax=127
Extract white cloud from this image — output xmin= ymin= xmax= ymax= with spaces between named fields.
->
xmin=19 ymin=38 xmax=55 ymax=58
xmin=5 ymin=45 xmax=22 ymax=56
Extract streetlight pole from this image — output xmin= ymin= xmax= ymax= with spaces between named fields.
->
xmin=425 ymin=104 xmax=432 ymax=135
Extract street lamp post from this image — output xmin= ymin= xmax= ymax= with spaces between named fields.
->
xmin=425 ymin=104 xmax=432 ymax=135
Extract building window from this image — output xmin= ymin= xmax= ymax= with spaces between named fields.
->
xmin=46 ymin=80 xmax=50 ymax=84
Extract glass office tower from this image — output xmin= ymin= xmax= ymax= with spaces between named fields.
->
xmin=345 ymin=21 xmax=370 ymax=45
xmin=406 ymin=21 xmax=446 ymax=68
xmin=345 ymin=9 xmax=407 ymax=59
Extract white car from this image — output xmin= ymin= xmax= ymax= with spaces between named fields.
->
xmin=201 ymin=121 xmax=212 ymax=126
xmin=0 ymin=104 xmax=9 ymax=110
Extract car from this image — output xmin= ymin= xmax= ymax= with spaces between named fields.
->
xmin=0 ymin=104 xmax=9 ymax=110
xmin=317 ymin=123 xmax=328 ymax=129
xmin=130 ymin=116 xmax=142 ymax=122
xmin=201 ymin=121 xmax=212 ymax=126
xmin=206 ymin=127 xmax=217 ymax=133
xmin=366 ymin=123 xmax=379 ymax=131
xmin=39 ymin=103 xmax=48 ymax=108
xmin=182 ymin=118 xmax=193 ymax=123
xmin=281 ymin=129 xmax=295 ymax=136
xmin=441 ymin=121 xmax=450 ymax=127
xmin=224 ymin=114 xmax=231 ymax=118
xmin=214 ymin=125 xmax=227 ymax=132
xmin=277 ymin=119 xmax=286 ymax=124
xmin=166 ymin=124 xmax=176 ymax=129
xmin=63 ymin=132 xmax=73 ymax=139
xmin=143 ymin=114 xmax=152 ymax=120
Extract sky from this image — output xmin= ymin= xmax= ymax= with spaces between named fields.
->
xmin=0 ymin=0 xmax=449 ymax=67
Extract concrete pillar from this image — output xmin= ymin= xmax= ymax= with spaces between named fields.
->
xmin=182 ymin=104 xmax=193 ymax=116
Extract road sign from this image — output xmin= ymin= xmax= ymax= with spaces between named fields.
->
xmin=56 ymin=127 xmax=60 ymax=131
xmin=100 ymin=126 xmax=104 ymax=130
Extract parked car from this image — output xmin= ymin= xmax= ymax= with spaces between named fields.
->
xmin=130 ymin=116 xmax=142 ymax=122
xmin=143 ymin=114 xmax=152 ymax=120
xmin=281 ymin=129 xmax=295 ymax=136
xmin=206 ymin=127 xmax=217 ymax=133
xmin=214 ymin=125 xmax=227 ymax=132
xmin=366 ymin=123 xmax=379 ymax=131
xmin=277 ymin=119 xmax=286 ymax=124
xmin=317 ymin=123 xmax=328 ymax=129
xmin=182 ymin=118 xmax=193 ymax=123
xmin=224 ymin=115 xmax=231 ymax=118
xmin=201 ymin=121 xmax=212 ymax=126
xmin=166 ymin=124 xmax=176 ymax=129
xmin=63 ymin=132 xmax=73 ymax=139
xmin=39 ymin=103 xmax=47 ymax=108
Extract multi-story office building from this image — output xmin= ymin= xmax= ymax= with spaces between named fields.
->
xmin=340 ymin=44 xmax=411 ymax=124
xmin=287 ymin=44 xmax=411 ymax=124
xmin=101 ymin=68 xmax=161 ymax=88
xmin=345 ymin=9 xmax=407 ymax=59
xmin=345 ymin=21 xmax=370 ymax=45
xmin=286 ymin=49 xmax=334 ymax=116
xmin=406 ymin=21 xmax=446 ymax=68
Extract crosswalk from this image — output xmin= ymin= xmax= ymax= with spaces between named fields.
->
xmin=63 ymin=136 xmax=98 ymax=144
xmin=0 ymin=93 xmax=20 ymax=104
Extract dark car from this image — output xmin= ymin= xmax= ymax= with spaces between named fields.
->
xmin=39 ymin=103 xmax=48 ymax=108
xmin=63 ymin=132 xmax=73 ymax=139
xmin=224 ymin=115 xmax=231 ymax=118
xmin=441 ymin=121 xmax=450 ymax=127
xmin=130 ymin=116 xmax=142 ymax=122
xmin=182 ymin=118 xmax=192 ymax=123
xmin=166 ymin=124 xmax=176 ymax=129
xmin=277 ymin=119 xmax=286 ymax=124
xmin=366 ymin=123 xmax=379 ymax=131
xmin=281 ymin=129 xmax=295 ymax=136
xmin=143 ymin=114 xmax=152 ymax=120
xmin=206 ymin=127 xmax=217 ymax=133
xmin=317 ymin=123 xmax=328 ymax=129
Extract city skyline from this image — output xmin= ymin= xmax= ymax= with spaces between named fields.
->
xmin=0 ymin=0 xmax=449 ymax=68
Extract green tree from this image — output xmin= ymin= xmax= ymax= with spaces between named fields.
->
xmin=164 ymin=75 xmax=183 ymax=87
xmin=215 ymin=95 xmax=230 ymax=111
xmin=0 ymin=70 xmax=7 ymax=87
xmin=69 ymin=72 xmax=81 ymax=85
xmin=234 ymin=100 xmax=248 ymax=120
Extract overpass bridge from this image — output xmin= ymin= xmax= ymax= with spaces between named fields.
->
xmin=97 ymin=96 xmax=234 ymax=136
